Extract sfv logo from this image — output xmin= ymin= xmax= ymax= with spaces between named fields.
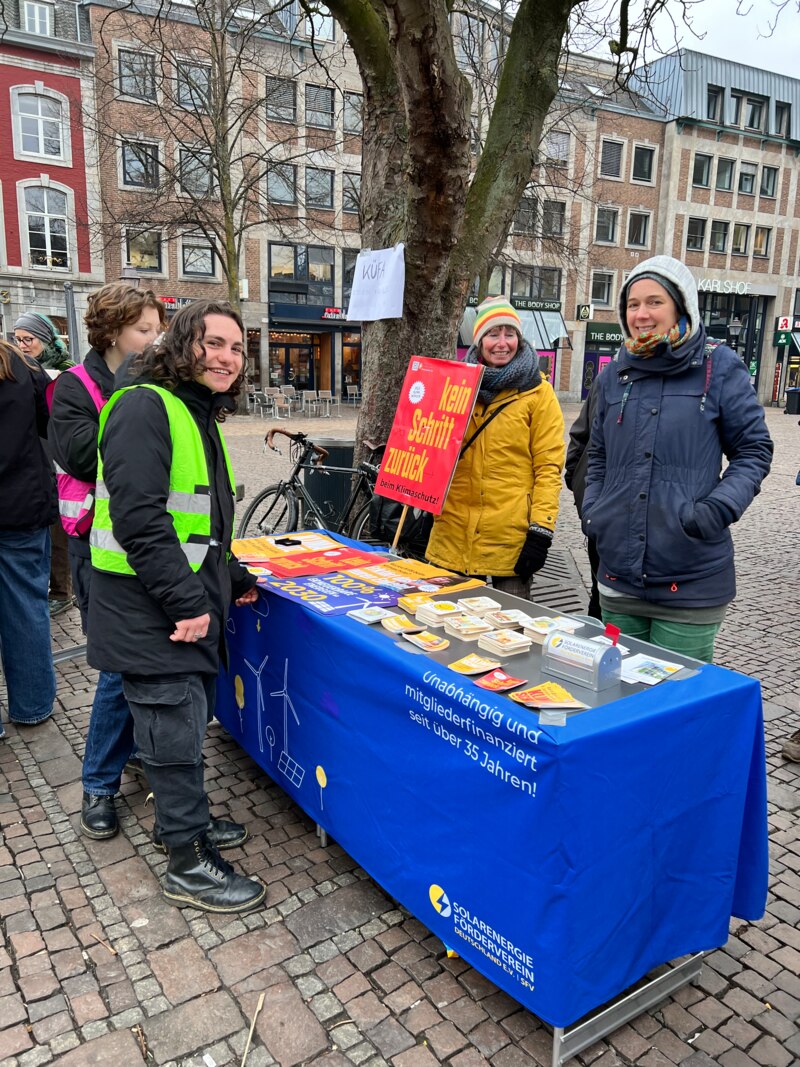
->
xmin=429 ymin=884 xmax=451 ymax=917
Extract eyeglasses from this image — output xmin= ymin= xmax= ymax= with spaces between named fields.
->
xmin=14 ymin=335 xmax=38 ymax=347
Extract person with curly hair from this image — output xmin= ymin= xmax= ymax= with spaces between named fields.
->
xmin=0 ymin=340 xmax=57 ymax=735
xmin=48 ymin=282 xmax=165 ymax=840
xmin=86 ymin=300 xmax=266 ymax=914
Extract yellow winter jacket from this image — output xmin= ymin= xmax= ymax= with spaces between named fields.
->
xmin=426 ymin=381 xmax=565 ymax=577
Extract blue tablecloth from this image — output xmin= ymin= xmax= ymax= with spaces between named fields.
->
xmin=217 ymin=591 xmax=768 ymax=1028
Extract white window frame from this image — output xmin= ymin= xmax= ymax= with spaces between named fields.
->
xmin=177 ymin=145 xmax=214 ymax=198
xmin=738 ymin=162 xmax=757 ymax=196
xmin=179 ymin=231 xmax=217 ymax=280
xmin=599 ymin=138 xmax=625 ymax=181
xmin=10 ymin=83 xmax=71 ymax=167
xmin=116 ymin=46 xmax=158 ymax=102
xmin=626 ymin=209 xmax=651 ymax=250
xmin=543 ymin=129 xmax=569 ymax=167
xmin=123 ymin=227 xmax=166 ymax=276
xmin=590 ymin=270 xmax=615 ymax=308
xmin=594 ymin=206 xmax=619 ymax=245
xmin=119 ymin=137 xmax=162 ymax=190
xmin=23 ymin=1 xmax=54 ymax=36
xmin=630 ymin=143 xmax=656 ymax=185
xmin=17 ymin=176 xmax=76 ymax=273
xmin=715 ymin=157 xmax=735 ymax=192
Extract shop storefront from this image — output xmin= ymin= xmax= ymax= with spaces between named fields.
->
xmin=459 ymin=297 xmax=571 ymax=384
xmin=694 ymin=277 xmax=771 ymax=390
xmin=267 ymin=303 xmax=361 ymax=394
xmin=581 ymin=322 xmax=624 ymax=399
xmin=772 ymin=317 xmax=800 ymax=407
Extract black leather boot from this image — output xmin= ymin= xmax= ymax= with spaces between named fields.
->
xmin=163 ymin=838 xmax=266 ymax=913
xmin=80 ymin=793 xmax=119 ymax=840
xmin=152 ymin=818 xmax=248 ymax=854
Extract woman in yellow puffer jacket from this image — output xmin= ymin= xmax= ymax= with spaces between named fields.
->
xmin=426 ymin=296 xmax=565 ymax=600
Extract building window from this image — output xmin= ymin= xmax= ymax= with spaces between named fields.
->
xmin=307 ymin=10 xmax=335 ymax=40
xmin=753 ymin=226 xmax=771 ymax=258
xmin=25 ymin=186 xmax=69 ymax=269
xmin=732 ymin=223 xmax=749 ymax=256
xmin=590 ymin=271 xmax=613 ymax=307
xmin=738 ymin=162 xmax=757 ymax=195
xmin=627 ymin=211 xmax=649 ymax=247
xmin=266 ymin=77 xmax=296 ymax=123
xmin=716 ymin=158 xmax=734 ymax=192
xmin=775 ymin=102 xmax=791 ymax=137
xmin=745 ymin=96 xmax=765 ymax=131
xmin=513 ymin=194 xmax=537 ymax=234
xmin=686 ymin=217 xmax=706 ymax=251
xmin=305 ymin=85 xmax=334 ymax=129
xmin=537 ymin=267 xmax=561 ymax=301
xmin=544 ymin=130 xmax=569 ymax=165
xmin=343 ymin=91 xmax=363 ymax=134
xmin=121 ymin=141 xmax=160 ymax=188
xmin=118 ymin=49 xmax=157 ymax=100
xmin=631 ymin=145 xmax=654 ymax=183
xmin=23 ymin=1 xmax=53 ymax=35
xmin=179 ymin=147 xmax=213 ymax=197
xmin=270 ymin=242 xmax=296 ymax=282
xmin=511 ymin=266 xmax=560 ymax=301
xmin=706 ymin=85 xmax=723 ymax=122
xmin=542 ymin=200 xmax=565 ymax=237
xmin=595 ymin=207 xmax=618 ymax=244
xmin=760 ymin=166 xmax=778 ymax=198
xmin=16 ymin=92 xmax=63 ymax=158
xmin=692 ymin=154 xmax=711 ymax=187
xmin=182 ymin=233 xmax=215 ymax=276
xmin=730 ymin=93 xmax=742 ymax=126
xmin=599 ymin=139 xmax=623 ymax=178
xmin=308 ymin=247 xmax=334 ymax=287
xmin=342 ymin=172 xmax=360 ymax=215
xmin=125 ymin=229 xmax=162 ymax=272
xmin=269 ymin=243 xmax=335 ymax=302
xmin=306 ymin=167 xmax=333 ymax=208
xmin=267 ymin=163 xmax=296 ymax=204
xmin=176 ymin=62 xmax=210 ymax=111
xmin=343 ymin=248 xmax=358 ymax=303
xmin=709 ymin=220 xmax=729 ymax=254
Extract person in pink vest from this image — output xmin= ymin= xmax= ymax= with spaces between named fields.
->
xmin=48 ymin=283 xmax=166 ymax=839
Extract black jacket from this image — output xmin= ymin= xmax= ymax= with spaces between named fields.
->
xmin=87 ymin=378 xmax=255 ymax=675
xmin=564 ymin=370 xmax=605 ymax=517
xmin=0 ymin=352 xmax=56 ymax=531
xmin=48 ymin=350 xmax=116 ymax=558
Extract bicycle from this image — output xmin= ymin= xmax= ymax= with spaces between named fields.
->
xmin=237 ymin=428 xmax=384 ymax=541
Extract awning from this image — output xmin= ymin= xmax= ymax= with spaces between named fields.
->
xmin=458 ymin=307 xmax=571 ymax=351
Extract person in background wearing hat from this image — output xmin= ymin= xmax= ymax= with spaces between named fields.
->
xmin=581 ymin=255 xmax=773 ymax=662
xmin=13 ymin=312 xmax=74 ymax=616
xmin=426 ymin=295 xmax=565 ymax=599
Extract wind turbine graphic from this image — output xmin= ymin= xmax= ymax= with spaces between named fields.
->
xmin=243 ymin=652 xmax=269 ymax=753
xmin=270 ymin=659 xmax=305 ymax=788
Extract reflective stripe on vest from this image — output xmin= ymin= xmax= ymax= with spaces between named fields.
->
xmin=48 ymin=366 xmax=105 ymax=537
xmin=90 ymin=384 xmax=236 ymax=576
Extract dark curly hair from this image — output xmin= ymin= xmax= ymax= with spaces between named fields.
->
xmin=85 ymin=283 xmax=166 ymax=354
xmin=131 ymin=300 xmax=246 ymax=418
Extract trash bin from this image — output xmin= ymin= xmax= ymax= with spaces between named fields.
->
xmin=785 ymin=388 xmax=800 ymax=415
xmin=303 ymin=438 xmax=355 ymax=528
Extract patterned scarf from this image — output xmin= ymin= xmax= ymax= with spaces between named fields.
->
xmin=625 ymin=316 xmax=690 ymax=358
xmin=466 ymin=339 xmax=542 ymax=403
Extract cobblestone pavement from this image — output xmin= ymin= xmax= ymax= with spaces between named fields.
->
xmin=0 ymin=404 xmax=798 ymax=1067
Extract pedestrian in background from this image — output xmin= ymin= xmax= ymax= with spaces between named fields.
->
xmin=48 ymin=283 xmax=166 ymax=839
xmin=581 ymin=256 xmax=773 ymax=662
xmin=87 ymin=300 xmax=265 ymax=913
xmin=564 ymin=371 xmax=606 ymax=619
xmin=13 ymin=312 xmax=74 ymax=616
xmin=426 ymin=296 xmax=565 ymax=599
xmin=0 ymin=340 xmax=56 ymax=734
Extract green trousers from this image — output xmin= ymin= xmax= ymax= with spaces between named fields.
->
xmin=601 ymin=610 xmax=721 ymax=664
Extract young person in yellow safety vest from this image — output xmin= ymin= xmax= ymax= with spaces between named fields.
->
xmin=88 ymin=300 xmax=266 ymax=914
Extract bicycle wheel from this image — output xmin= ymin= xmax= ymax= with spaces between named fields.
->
xmin=348 ymin=501 xmax=387 ymax=547
xmin=237 ymin=485 xmax=298 ymax=538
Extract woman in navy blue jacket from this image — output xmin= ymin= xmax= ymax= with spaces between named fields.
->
xmin=581 ymin=256 xmax=773 ymax=662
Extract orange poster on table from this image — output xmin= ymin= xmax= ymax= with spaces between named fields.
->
xmin=375 ymin=356 xmax=483 ymax=514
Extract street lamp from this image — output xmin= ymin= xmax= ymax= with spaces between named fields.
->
xmin=119 ymin=266 xmax=141 ymax=289
xmin=727 ymin=316 xmax=743 ymax=355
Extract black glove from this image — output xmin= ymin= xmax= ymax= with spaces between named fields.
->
xmin=514 ymin=525 xmax=552 ymax=580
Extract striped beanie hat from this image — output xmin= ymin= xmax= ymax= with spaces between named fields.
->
xmin=472 ymin=296 xmax=521 ymax=348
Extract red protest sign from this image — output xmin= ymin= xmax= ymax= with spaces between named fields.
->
xmin=375 ymin=356 xmax=483 ymax=514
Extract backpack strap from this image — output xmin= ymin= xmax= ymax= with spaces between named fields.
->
xmin=459 ymin=396 xmax=520 ymax=457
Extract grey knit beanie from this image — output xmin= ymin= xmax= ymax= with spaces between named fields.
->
xmin=618 ymin=256 xmax=700 ymax=340
xmin=13 ymin=312 xmax=57 ymax=345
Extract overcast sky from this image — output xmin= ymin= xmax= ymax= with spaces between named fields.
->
xmin=653 ymin=0 xmax=799 ymax=77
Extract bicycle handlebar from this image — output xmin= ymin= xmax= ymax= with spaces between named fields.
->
xmin=265 ymin=427 xmax=329 ymax=465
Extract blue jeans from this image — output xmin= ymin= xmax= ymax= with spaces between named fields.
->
xmin=69 ymin=549 xmax=135 ymax=795
xmin=0 ymin=528 xmax=56 ymax=726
